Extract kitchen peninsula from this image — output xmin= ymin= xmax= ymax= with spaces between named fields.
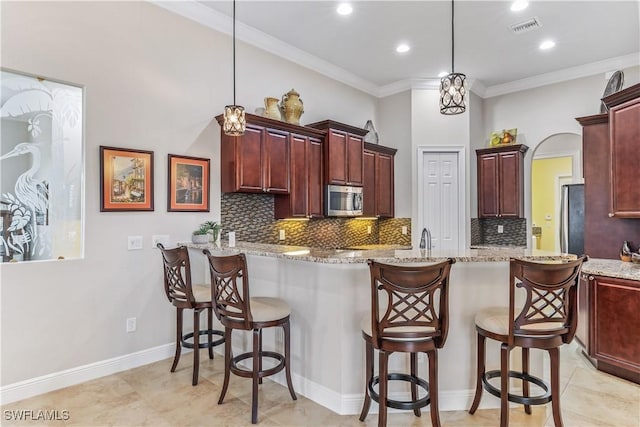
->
xmin=185 ymin=241 xmax=582 ymax=414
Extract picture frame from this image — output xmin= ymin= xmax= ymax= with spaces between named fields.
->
xmin=100 ymin=146 xmax=154 ymax=212
xmin=489 ymin=128 xmax=518 ymax=147
xmin=167 ymin=154 xmax=210 ymax=212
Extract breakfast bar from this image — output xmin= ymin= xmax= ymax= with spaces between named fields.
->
xmin=185 ymin=241 xmax=582 ymax=414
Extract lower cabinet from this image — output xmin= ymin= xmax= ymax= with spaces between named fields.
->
xmin=580 ymin=274 xmax=640 ymax=384
xmin=363 ymin=143 xmax=396 ymax=218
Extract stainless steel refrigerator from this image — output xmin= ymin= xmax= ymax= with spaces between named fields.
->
xmin=559 ymin=184 xmax=585 ymax=255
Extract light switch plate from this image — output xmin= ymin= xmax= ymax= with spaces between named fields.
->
xmin=127 ymin=235 xmax=143 ymax=250
xmin=497 ymin=225 xmax=504 ymax=234
xmin=401 ymin=226 xmax=408 ymax=235
xmin=151 ymin=234 xmax=170 ymax=248
xmin=279 ymin=230 xmax=285 ymax=240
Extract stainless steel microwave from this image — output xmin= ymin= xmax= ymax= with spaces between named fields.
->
xmin=325 ymin=185 xmax=363 ymax=217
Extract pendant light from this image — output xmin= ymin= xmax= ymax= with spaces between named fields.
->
xmin=439 ymin=0 xmax=467 ymax=115
xmin=223 ymin=0 xmax=246 ymax=135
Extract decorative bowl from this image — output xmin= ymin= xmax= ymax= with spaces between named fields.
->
xmin=631 ymin=252 xmax=640 ymax=264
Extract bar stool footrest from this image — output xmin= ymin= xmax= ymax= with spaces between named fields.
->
xmin=182 ymin=329 xmax=225 ymax=349
xmin=230 ymin=351 xmax=285 ymax=379
xmin=368 ymin=373 xmax=431 ymax=410
xmin=482 ymin=369 xmax=551 ymax=405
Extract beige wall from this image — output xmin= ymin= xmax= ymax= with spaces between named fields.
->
xmin=0 ymin=1 xmax=376 ymax=386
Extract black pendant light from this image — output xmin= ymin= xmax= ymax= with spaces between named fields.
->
xmin=439 ymin=0 xmax=467 ymax=115
xmin=223 ymin=0 xmax=246 ymax=135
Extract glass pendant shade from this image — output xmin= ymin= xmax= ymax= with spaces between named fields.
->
xmin=439 ymin=72 xmax=467 ymax=115
xmin=223 ymin=105 xmax=246 ymax=136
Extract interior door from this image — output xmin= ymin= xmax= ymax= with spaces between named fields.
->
xmin=421 ymin=152 xmax=459 ymax=252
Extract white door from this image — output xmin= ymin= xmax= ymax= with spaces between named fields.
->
xmin=420 ymin=152 xmax=460 ymax=252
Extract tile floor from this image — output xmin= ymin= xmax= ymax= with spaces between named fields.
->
xmin=2 ymin=344 xmax=638 ymax=426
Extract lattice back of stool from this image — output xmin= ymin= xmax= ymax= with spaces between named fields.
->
xmin=205 ymin=252 xmax=252 ymax=328
xmin=158 ymin=244 xmax=196 ymax=306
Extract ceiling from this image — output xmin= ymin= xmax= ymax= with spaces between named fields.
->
xmin=163 ymin=1 xmax=640 ymax=97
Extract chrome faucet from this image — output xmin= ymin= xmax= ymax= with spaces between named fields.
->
xmin=419 ymin=228 xmax=432 ymax=250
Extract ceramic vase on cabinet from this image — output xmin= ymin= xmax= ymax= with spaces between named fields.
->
xmin=281 ymin=88 xmax=304 ymax=125
xmin=263 ymin=97 xmax=282 ymax=120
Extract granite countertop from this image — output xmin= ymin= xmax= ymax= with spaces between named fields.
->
xmin=183 ymin=240 xmax=575 ymax=265
xmin=581 ymin=258 xmax=640 ymax=281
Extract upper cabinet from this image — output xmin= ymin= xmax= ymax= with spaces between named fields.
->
xmin=363 ymin=143 xmax=396 ymax=218
xmin=476 ymin=144 xmax=528 ymax=218
xmin=603 ymin=84 xmax=640 ymax=218
xmin=307 ymin=120 xmax=367 ymax=186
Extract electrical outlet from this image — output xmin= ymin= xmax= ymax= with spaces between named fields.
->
xmin=126 ymin=317 xmax=137 ymax=333
xmin=367 ymin=225 xmax=372 ymax=234
xmin=279 ymin=229 xmax=285 ymax=240
xmin=127 ymin=235 xmax=143 ymax=250
xmin=151 ymin=234 xmax=170 ymax=248
xmin=497 ymin=225 xmax=504 ymax=234
xmin=401 ymin=226 xmax=408 ymax=235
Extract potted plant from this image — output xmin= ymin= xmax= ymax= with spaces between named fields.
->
xmin=191 ymin=221 xmax=222 ymax=244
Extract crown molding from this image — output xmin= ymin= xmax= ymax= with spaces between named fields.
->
xmin=152 ymin=1 xmax=639 ymax=100
xmin=483 ymin=52 xmax=640 ymax=98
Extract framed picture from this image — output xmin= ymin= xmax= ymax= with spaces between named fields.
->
xmin=489 ymin=128 xmax=518 ymax=146
xmin=167 ymin=154 xmax=210 ymax=212
xmin=100 ymin=146 xmax=154 ymax=212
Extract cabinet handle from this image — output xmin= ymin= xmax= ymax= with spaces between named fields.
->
xmin=588 ymin=276 xmax=594 ymax=281
xmin=608 ymin=213 xmax=614 ymax=217
xmin=266 ymin=188 xmax=270 ymax=192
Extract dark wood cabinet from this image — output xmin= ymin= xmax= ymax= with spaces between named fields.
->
xmin=583 ymin=274 xmax=640 ymax=384
xmin=604 ymin=84 xmax=640 ymax=218
xmin=274 ymin=135 xmax=324 ymax=219
xmin=476 ymin=144 xmax=528 ymax=218
xmin=363 ymin=143 xmax=396 ymax=218
xmin=307 ymin=120 xmax=367 ymax=186
xmin=576 ymin=274 xmax=590 ymax=352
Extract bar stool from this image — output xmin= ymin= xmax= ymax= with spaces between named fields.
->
xmin=359 ymin=258 xmax=456 ymax=427
xmin=203 ymin=250 xmax=297 ymax=424
xmin=469 ymin=256 xmax=587 ymax=427
xmin=157 ymin=244 xmax=224 ymax=385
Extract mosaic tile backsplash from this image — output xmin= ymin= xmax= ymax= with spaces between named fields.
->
xmin=221 ymin=193 xmax=411 ymax=248
xmin=470 ymin=217 xmax=527 ymax=246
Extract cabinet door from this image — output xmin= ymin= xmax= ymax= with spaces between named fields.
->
xmin=576 ymin=274 xmax=591 ymax=353
xmin=376 ymin=152 xmax=394 ymax=218
xmin=498 ymin=151 xmax=521 ymax=217
xmin=477 ymin=153 xmax=499 ymax=218
xmin=609 ymin=97 xmax=640 ymax=217
xmin=593 ymin=276 xmax=640 ymax=379
xmin=288 ymin=135 xmax=308 ymax=217
xmin=362 ymin=150 xmax=376 ymax=217
xmin=236 ymin=126 xmax=264 ymax=192
xmin=326 ymin=130 xmax=348 ymax=185
xmin=263 ymin=129 xmax=289 ymax=194
xmin=308 ymin=138 xmax=324 ymax=218
xmin=346 ymin=135 xmax=364 ymax=186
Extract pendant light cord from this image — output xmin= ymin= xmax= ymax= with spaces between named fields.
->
xmin=451 ymin=0 xmax=455 ymax=74
xmin=233 ymin=0 xmax=237 ymax=105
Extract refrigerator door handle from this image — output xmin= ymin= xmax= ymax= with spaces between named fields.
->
xmin=559 ymin=186 xmax=567 ymax=253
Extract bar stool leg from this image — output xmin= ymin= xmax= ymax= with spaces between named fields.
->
xmin=283 ymin=320 xmax=297 ymax=400
xmin=208 ymin=307 xmax=214 ymax=360
xmin=469 ymin=332 xmax=485 ymax=414
xmin=549 ymin=347 xmax=563 ymax=427
xmin=522 ymin=347 xmax=531 ymax=414
xmin=171 ymin=308 xmax=183 ymax=372
xmin=192 ymin=309 xmax=200 ymax=386
xmin=500 ymin=342 xmax=510 ymax=427
xmin=258 ymin=328 xmax=263 ymax=385
xmin=359 ymin=341 xmax=373 ymax=421
xmin=378 ymin=351 xmax=389 ymax=427
xmin=251 ymin=328 xmax=260 ymax=424
xmin=218 ymin=328 xmax=232 ymax=404
xmin=427 ymin=350 xmax=441 ymax=427
xmin=410 ymin=352 xmax=421 ymax=417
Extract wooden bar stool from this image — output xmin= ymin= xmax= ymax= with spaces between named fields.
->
xmin=157 ymin=244 xmax=225 ymax=385
xmin=359 ymin=258 xmax=456 ymax=427
xmin=203 ymin=251 xmax=297 ymax=424
xmin=469 ymin=256 xmax=587 ymax=427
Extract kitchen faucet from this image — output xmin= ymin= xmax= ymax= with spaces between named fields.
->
xmin=419 ymin=227 xmax=432 ymax=250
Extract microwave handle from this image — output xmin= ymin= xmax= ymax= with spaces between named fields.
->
xmin=353 ymin=192 xmax=362 ymax=210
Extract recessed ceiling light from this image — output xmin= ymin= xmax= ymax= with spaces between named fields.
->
xmin=438 ymin=71 xmax=449 ymax=78
xmin=539 ymin=40 xmax=555 ymax=50
xmin=396 ymin=43 xmax=410 ymax=53
xmin=510 ymin=1 xmax=529 ymax=12
xmin=336 ymin=3 xmax=352 ymax=16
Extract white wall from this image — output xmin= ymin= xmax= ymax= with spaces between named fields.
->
xmin=0 ymin=1 xmax=376 ymax=387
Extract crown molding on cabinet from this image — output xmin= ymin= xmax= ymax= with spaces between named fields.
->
xmin=151 ymin=1 xmax=639 ymax=100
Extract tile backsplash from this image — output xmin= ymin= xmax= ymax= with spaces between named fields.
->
xmin=471 ymin=217 xmax=527 ymax=246
xmin=221 ymin=193 xmax=411 ymax=248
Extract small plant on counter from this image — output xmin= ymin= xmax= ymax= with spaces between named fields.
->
xmin=192 ymin=221 xmax=222 ymax=244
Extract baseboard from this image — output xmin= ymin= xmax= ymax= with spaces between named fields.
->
xmin=0 ymin=343 xmax=176 ymax=405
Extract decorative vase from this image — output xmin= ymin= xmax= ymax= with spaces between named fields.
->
xmin=280 ymin=88 xmax=304 ymax=125
xmin=620 ymin=240 xmax=632 ymax=262
xmin=263 ymin=97 xmax=282 ymax=120
xmin=363 ymin=120 xmax=379 ymax=144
